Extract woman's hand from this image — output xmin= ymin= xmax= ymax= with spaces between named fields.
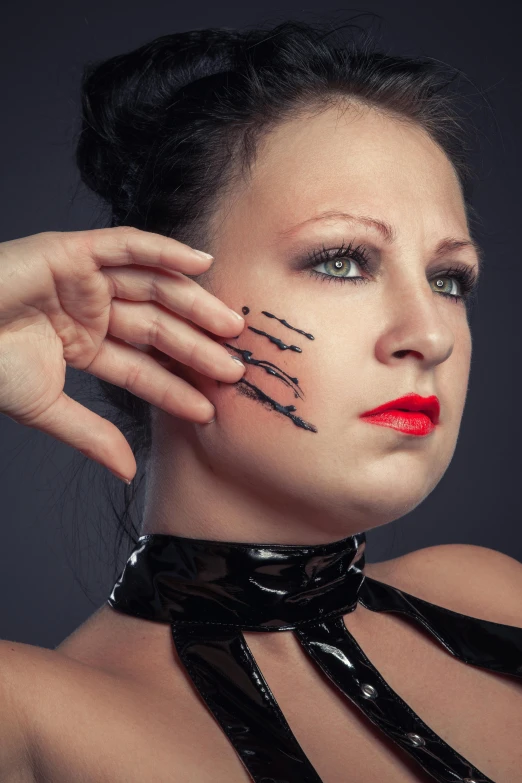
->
xmin=0 ymin=227 xmax=245 ymax=481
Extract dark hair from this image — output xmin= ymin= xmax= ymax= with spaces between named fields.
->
xmin=73 ymin=16 xmax=482 ymax=586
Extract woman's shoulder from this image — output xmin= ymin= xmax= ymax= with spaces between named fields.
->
xmin=365 ymin=542 xmax=522 ymax=627
xmin=0 ymin=640 xmax=61 ymax=781
xmin=2 ymin=543 xmax=521 ymax=783
xmin=0 ymin=635 xmax=191 ymax=783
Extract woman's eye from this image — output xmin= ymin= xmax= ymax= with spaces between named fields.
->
xmin=306 ymin=246 xmax=476 ymax=305
xmin=304 ymin=242 xmax=372 ymax=285
xmin=310 ymin=257 xmax=363 ymax=280
xmin=430 ymin=276 xmax=460 ymax=297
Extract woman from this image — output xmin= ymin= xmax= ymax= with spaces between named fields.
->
xmin=0 ymin=18 xmax=521 ymax=783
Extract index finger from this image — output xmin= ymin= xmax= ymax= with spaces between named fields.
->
xmin=66 ymin=226 xmax=216 ymax=275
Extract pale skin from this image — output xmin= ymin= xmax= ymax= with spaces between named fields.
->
xmin=142 ymin=102 xmax=477 ymax=548
xmin=105 ymin=100 xmax=479 ymax=672
xmin=8 ymin=101 xmax=522 ymax=783
xmin=57 ymin=101 xmax=479 ymax=671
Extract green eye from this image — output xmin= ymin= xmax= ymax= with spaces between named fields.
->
xmin=304 ymin=242 xmax=479 ymax=306
xmin=431 ymin=276 xmax=459 ymax=297
xmin=321 ymin=258 xmax=360 ymax=277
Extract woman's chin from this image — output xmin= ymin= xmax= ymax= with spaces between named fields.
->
xmin=313 ymin=470 xmax=445 ymax=531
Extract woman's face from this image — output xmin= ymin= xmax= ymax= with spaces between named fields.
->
xmin=163 ymin=103 xmax=480 ymax=537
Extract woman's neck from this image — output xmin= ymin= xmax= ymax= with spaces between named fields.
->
xmin=142 ymin=418 xmax=366 ymax=547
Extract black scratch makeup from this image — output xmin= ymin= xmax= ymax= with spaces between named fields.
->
xmin=234 ymin=378 xmax=317 ymax=432
xmin=227 ymin=307 xmax=317 ymax=433
xmin=260 ymin=311 xmax=315 ymax=341
xmin=222 ymin=345 xmax=304 ymax=399
xmin=246 ymin=327 xmax=302 ymax=353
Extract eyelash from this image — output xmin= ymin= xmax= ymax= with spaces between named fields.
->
xmin=304 ymin=241 xmax=478 ymax=304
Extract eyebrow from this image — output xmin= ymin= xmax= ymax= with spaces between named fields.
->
xmin=279 ymin=210 xmax=483 ymax=272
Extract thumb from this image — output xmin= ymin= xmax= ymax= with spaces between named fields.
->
xmin=28 ymin=391 xmax=136 ymax=481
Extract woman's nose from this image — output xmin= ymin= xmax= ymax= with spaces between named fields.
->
xmin=374 ymin=278 xmax=456 ymax=369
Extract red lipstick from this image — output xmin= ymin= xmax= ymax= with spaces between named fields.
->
xmin=359 ymin=393 xmax=440 ymax=437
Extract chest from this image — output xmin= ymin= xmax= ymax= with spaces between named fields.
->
xmin=30 ymin=603 xmax=522 ymax=783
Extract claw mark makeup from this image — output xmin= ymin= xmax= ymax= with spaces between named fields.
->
xmin=235 ymin=378 xmax=317 ymax=432
xmin=223 ymin=344 xmax=303 ymax=399
xmin=227 ymin=307 xmax=317 ymax=433
xmin=261 ymin=311 xmax=315 ymax=341
xmin=246 ymin=327 xmax=302 ymax=353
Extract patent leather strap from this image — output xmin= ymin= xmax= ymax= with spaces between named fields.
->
xmin=108 ymin=532 xmax=522 ymax=783
xmin=358 ymin=577 xmax=522 ymax=677
xmin=107 ymin=531 xmax=366 ymax=628
xmin=171 ymin=622 xmax=323 ymax=782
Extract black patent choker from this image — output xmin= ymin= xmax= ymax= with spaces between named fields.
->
xmin=108 ymin=529 xmax=367 ymax=631
xmin=106 ymin=528 xmax=522 ymax=783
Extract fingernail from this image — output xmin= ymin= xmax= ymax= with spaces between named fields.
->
xmin=192 ymin=249 xmax=214 ymax=261
xmin=229 ymin=355 xmax=245 ymax=367
xmin=230 ymin=310 xmax=244 ymax=321
xmin=111 ymin=471 xmax=132 ymax=484
xmin=202 ymin=405 xmax=216 ymax=423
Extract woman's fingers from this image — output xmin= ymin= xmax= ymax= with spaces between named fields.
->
xmin=27 ymin=390 xmax=139 ymax=480
xmin=107 ymin=299 xmax=246 ymax=382
xmin=0 ymin=226 xmax=247 ymax=482
xmin=84 ymin=336 xmax=218 ymax=424
xmin=103 ymin=264 xmax=244 ymax=337
xmin=61 ymin=225 xmax=217 ymax=276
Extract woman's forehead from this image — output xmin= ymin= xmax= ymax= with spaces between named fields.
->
xmin=215 ymin=106 xmax=467 ymax=249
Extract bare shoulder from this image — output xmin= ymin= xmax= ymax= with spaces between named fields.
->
xmin=0 ymin=639 xmax=58 ymax=781
xmin=366 ymin=543 xmax=522 ymax=627
xmin=0 ymin=637 xmax=143 ymax=782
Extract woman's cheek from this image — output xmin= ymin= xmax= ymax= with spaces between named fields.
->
xmin=191 ymin=303 xmax=326 ymax=433
xmin=173 ymin=292 xmax=356 ymax=436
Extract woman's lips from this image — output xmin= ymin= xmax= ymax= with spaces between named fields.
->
xmin=360 ymin=410 xmax=435 ymax=436
xmin=359 ymin=394 xmax=440 ymax=437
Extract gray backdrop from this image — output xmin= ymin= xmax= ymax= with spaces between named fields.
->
xmin=1 ymin=1 xmax=520 ymax=649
